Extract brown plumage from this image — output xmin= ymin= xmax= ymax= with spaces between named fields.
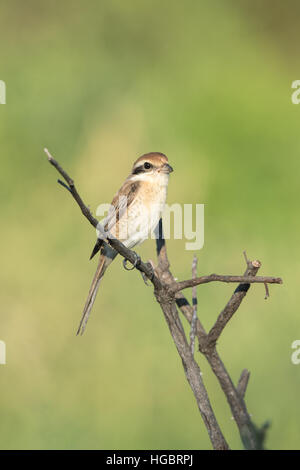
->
xmin=133 ymin=152 xmax=169 ymax=168
xmin=89 ymin=180 xmax=140 ymax=260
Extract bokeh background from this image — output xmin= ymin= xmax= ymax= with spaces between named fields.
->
xmin=0 ymin=0 xmax=299 ymax=450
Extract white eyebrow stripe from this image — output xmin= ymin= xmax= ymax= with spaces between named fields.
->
xmin=133 ymin=159 xmax=159 ymax=169
xmin=130 ymin=173 xmax=151 ymax=182
xmin=133 ymin=162 xmax=147 ymax=171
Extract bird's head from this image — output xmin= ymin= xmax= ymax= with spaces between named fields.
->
xmin=131 ymin=152 xmax=173 ymax=180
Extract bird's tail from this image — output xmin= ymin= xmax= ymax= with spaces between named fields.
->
xmin=77 ymin=254 xmax=111 ymax=335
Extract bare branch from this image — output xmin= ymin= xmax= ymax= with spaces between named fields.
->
xmin=45 ymin=148 xmax=99 ymax=229
xmin=174 ymin=274 xmax=282 ymax=292
xmin=243 ymin=250 xmax=249 ymax=265
xmin=173 ymin=290 xmax=259 ymax=449
xmin=155 ymin=218 xmax=170 ymax=273
xmin=156 ymin=298 xmax=229 ymax=450
xmin=206 ymin=257 xmax=262 ymax=346
xmin=156 ymin=238 xmax=271 ymax=450
xmin=190 ymin=255 xmax=198 ymax=355
xmin=237 ymin=369 xmax=251 ymax=400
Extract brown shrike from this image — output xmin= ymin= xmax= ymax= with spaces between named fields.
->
xmin=77 ymin=152 xmax=173 ymax=335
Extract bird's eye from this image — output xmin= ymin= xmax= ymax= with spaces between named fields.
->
xmin=144 ymin=162 xmax=152 ymax=169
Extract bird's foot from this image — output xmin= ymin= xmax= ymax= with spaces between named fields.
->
xmin=122 ymin=252 xmax=141 ymax=271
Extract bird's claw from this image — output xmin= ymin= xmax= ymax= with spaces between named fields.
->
xmin=123 ymin=252 xmax=141 ymax=271
xmin=141 ymin=271 xmax=150 ymax=285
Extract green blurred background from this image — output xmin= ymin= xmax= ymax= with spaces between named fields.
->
xmin=0 ymin=0 xmax=299 ymax=450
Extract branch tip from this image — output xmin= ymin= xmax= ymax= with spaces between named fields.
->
xmin=243 ymin=250 xmax=249 ymax=264
xmin=57 ymin=179 xmax=72 ymax=193
xmin=44 ymin=147 xmax=53 ymax=161
xmin=237 ymin=369 xmax=251 ymax=399
xmin=252 ymin=260 xmax=261 ymax=268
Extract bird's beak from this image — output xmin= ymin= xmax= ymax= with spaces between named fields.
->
xmin=163 ymin=163 xmax=173 ymax=174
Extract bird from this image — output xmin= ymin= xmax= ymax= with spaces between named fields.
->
xmin=76 ymin=152 xmax=173 ymax=335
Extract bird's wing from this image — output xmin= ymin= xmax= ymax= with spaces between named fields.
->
xmin=104 ymin=179 xmax=140 ymax=234
xmin=90 ymin=179 xmax=140 ymax=259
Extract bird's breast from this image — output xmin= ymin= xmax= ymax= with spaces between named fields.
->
xmin=116 ymin=177 xmax=169 ymax=248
